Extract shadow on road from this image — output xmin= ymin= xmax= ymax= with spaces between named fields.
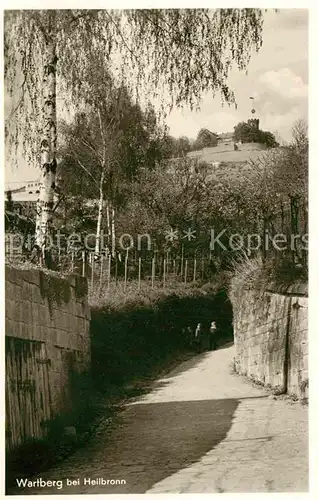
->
xmin=107 ymin=398 xmax=239 ymax=492
xmin=10 ymin=392 xmax=279 ymax=496
xmin=53 ymin=397 xmax=241 ymax=495
xmin=160 ymin=350 xmax=209 ymax=378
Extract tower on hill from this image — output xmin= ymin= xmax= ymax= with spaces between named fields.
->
xmin=247 ymin=118 xmax=260 ymax=131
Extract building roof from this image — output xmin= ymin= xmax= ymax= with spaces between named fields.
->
xmin=218 ymin=132 xmax=234 ymax=140
xmin=5 ymin=179 xmax=41 ymax=202
xmin=198 ymin=129 xmax=218 ymax=138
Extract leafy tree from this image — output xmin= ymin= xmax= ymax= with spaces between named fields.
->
xmin=234 ymin=121 xmax=259 ymax=143
xmin=5 ymin=8 xmax=264 ymax=260
xmin=257 ymin=130 xmax=279 ymax=148
xmin=126 ymin=156 xmax=235 ymax=255
xmin=175 ymin=137 xmax=192 ymax=156
xmin=194 ymin=128 xmax=218 ymax=150
xmin=160 ymin=135 xmax=177 ymax=158
xmin=273 ymin=119 xmax=308 ymax=250
xmin=291 ymin=119 xmax=308 ymax=152
xmin=229 ymin=121 xmax=307 ymax=263
xmin=5 ymin=191 xmax=36 ymax=253
xmin=161 ymin=135 xmax=193 ymax=158
xmin=234 ymin=120 xmax=279 ymax=147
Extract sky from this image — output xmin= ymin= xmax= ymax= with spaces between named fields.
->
xmin=4 ymin=8 xmax=308 ymax=186
xmin=165 ymin=9 xmax=308 ymax=142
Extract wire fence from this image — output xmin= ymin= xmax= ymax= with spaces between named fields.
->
xmin=60 ymin=249 xmax=217 ymax=293
xmin=5 ymin=241 xmax=219 ymax=294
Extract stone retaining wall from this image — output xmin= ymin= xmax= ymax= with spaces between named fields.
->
xmin=231 ymin=283 xmax=308 ymax=399
xmin=5 ymin=266 xmax=91 ymax=450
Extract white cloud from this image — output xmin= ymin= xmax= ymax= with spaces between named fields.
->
xmin=165 ymin=109 xmax=240 ymax=139
xmin=262 ymin=106 xmax=307 ymax=142
xmin=259 ymin=68 xmax=308 ymax=100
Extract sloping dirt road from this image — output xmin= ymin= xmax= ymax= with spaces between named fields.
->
xmin=13 ymin=344 xmax=308 ymax=495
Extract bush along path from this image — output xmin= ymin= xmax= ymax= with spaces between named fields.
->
xmin=10 ymin=344 xmax=308 ymax=495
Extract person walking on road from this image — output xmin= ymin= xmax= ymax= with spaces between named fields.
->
xmin=194 ymin=323 xmax=202 ymax=351
xmin=186 ymin=326 xmax=193 ymax=348
xmin=182 ymin=326 xmax=194 ymax=349
xmin=209 ymin=321 xmax=217 ymax=351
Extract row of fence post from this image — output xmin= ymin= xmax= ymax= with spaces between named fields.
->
xmin=62 ymin=250 xmax=210 ymax=292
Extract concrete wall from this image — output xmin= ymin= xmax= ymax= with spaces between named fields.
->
xmin=5 ymin=266 xmax=91 ymax=450
xmin=231 ymin=283 xmax=308 ymax=399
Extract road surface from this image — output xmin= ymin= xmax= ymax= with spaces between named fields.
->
xmin=13 ymin=344 xmax=308 ymax=494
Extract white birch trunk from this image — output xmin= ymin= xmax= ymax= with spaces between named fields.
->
xmin=36 ymin=15 xmax=57 ymax=256
xmin=111 ymin=207 xmax=116 ymax=257
xmin=94 ymin=170 xmax=105 ymax=256
xmin=106 ymin=202 xmax=111 ymax=254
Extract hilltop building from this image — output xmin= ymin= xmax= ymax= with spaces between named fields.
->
xmin=217 ymin=132 xmax=234 ymax=146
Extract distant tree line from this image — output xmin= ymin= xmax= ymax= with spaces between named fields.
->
xmin=163 ymin=128 xmax=219 ymax=157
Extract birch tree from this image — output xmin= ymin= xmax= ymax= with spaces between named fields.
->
xmin=4 ymin=8 xmax=265 ymax=263
xmin=59 ymin=80 xmax=165 ymax=257
xmin=59 ymin=82 xmax=125 ymax=257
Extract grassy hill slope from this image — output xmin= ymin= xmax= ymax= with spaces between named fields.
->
xmin=187 ymin=142 xmax=283 ymax=185
xmin=187 ymin=142 xmax=268 ymax=164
